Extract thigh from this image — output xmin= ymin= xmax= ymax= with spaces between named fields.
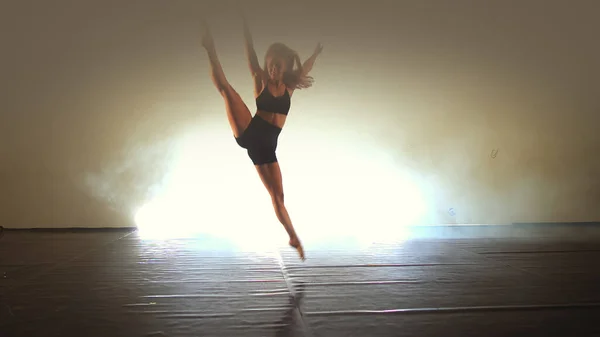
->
xmin=222 ymin=85 xmax=253 ymax=138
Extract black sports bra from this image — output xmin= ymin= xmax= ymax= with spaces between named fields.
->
xmin=255 ymin=84 xmax=291 ymax=115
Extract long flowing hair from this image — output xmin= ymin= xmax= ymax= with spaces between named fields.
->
xmin=263 ymin=43 xmax=314 ymax=90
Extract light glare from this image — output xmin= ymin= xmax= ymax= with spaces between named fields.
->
xmin=134 ymin=123 xmax=428 ymax=248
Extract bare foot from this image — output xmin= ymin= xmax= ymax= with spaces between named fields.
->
xmin=289 ymin=237 xmax=305 ymax=261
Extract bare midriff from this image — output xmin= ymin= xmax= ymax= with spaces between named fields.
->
xmin=255 ymin=110 xmax=286 ymax=129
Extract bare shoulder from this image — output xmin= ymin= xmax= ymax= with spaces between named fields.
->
xmin=287 ymin=86 xmax=296 ymax=97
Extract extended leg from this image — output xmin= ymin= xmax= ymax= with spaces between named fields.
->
xmin=202 ymin=21 xmax=252 ymax=137
xmin=255 ymin=162 xmax=305 ymax=260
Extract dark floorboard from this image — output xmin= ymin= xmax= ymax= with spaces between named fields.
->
xmin=1 ymin=226 xmax=600 ymax=336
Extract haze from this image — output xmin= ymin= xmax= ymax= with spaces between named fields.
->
xmin=2 ymin=0 xmax=599 ymax=230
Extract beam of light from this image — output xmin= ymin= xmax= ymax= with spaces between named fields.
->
xmin=134 ymin=120 xmax=429 ymax=250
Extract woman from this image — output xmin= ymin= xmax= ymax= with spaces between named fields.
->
xmin=201 ymin=16 xmax=322 ymax=261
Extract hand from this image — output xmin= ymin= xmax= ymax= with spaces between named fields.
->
xmin=238 ymin=4 xmax=247 ymax=22
xmin=239 ymin=7 xmax=252 ymax=40
xmin=313 ymin=42 xmax=324 ymax=55
xmin=201 ymin=19 xmax=214 ymax=50
xmin=235 ymin=3 xmax=248 ymax=27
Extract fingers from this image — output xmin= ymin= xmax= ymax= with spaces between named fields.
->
xmin=201 ymin=19 xmax=214 ymax=44
xmin=315 ymin=42 xmax=324 ymax=54
xmin=200 ymin=18 xmax=210 ymax=32
xmin=240 ymin=8 xmax=250 ymax=31
xmin=241 ymin=11 xmax=252 ymax=39
xmin=200 ymin=18 xmax=214 ymax=50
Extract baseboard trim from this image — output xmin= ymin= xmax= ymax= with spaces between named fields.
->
xmin=2 ymin=227 xmax=136 ymax=232
xmin=2 ymin=222 xmax=598 ymax=232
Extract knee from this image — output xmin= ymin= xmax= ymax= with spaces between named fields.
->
xmin=217 ymin=84 xmax=229 ymax=96
xmin=271 ymin=192 xmax=284 ymax=206
xmin=215 ymin=83 xmax=233 ymax=96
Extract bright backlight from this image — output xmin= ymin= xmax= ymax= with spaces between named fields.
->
xmin=134 ymin=123 xmax=428 ymax=248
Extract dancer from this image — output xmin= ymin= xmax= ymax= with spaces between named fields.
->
xmin=201 ymin=15 xmax=322 ymax=260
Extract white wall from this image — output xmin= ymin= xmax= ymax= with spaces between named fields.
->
xmin=2 ymin=0 xmax=599 ymax=228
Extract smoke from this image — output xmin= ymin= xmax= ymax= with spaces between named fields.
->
xmin=82 ymin=145 xmax=170 ymax=212
xmin=76 ymin=120 xmax=184 ymax=220
xmin=355 ymin=62 xmax=600 ymax=226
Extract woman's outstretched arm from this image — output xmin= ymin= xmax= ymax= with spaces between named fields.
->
xmin=301 ymin=43 xmax=323 ymax=75
xmin=241 ymin=13 xmax=264 ymax=95
xmin=242 ymin=14 xmax=262 ymax=76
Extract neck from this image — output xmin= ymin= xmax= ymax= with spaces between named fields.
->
xmin=269 ymin=78 xmax=283 ymax=87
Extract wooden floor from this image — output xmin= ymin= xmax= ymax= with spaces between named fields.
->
xmin=1 ymin=226 xmax=600 ymax=337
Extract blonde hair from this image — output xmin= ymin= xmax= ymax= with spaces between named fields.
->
xmin=263 ymin=43 xmax=314 ymax=90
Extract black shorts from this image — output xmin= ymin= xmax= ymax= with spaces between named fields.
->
xmin=235 ymin=115 xmax=282 ymax=165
